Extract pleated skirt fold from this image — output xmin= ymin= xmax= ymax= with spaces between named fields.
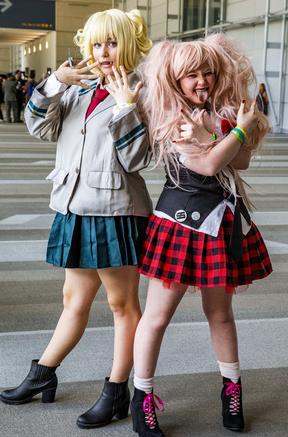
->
xmin=139 ymin=209 xmax=272 ymax=292
xmin=46 ymin=212 xmax=148 ymax=269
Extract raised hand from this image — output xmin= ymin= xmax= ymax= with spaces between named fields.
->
xmin=55 ymin=56 xmax=98 ymax=88
xmin=236 ymin=100 xmax=258 ymax=135
xmin=175 ymin=109 xmax=213 ymax=145
xmin=105 ymin=66 xmax=143 ymax=105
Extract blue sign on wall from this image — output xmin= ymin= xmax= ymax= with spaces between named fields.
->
xmin=0 ymin=0 xmax=55 ymax=30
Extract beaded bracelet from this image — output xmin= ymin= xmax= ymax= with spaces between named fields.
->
xmin=230 ymin=125 xmax=248 ymax=145
xmin=212 ymin=132 xmax=217 ymax=141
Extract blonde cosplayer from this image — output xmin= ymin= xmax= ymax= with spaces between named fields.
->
xmin=74 ymin=9 xmax=152 ymax=79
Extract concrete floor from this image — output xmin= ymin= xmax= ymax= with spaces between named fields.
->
xmin=0 ymin=123 xmax=288 ymax=437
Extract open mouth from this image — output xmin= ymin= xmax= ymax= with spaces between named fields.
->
xmin=100 ymin=61 xmax=113 ymax=68
xmin=194 ymin=88 xmax=209 ymax=102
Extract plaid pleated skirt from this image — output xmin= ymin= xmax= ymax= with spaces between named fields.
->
xmin=47 ymin=212 xmax=148 ymax=269
xmin=139 ymin=209 xmax=272 ymax=292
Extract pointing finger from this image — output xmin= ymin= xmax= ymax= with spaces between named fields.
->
xmin=112 ymin=66 xmax=122 ymax=87
xmin=77 ymin=55 xmax=92 ymax=67
xmin=120 ymin=66 xmax=129 ymax=88
xmin=249 ymin=100 xmax=256 ymax=114
xmin=180 ymin=109 xmax=195 ymax=125
xmin=60 ymin=60 xmax=69 ymax=68
xmin=180 ymin=124 xmax=192 ymax=131
xmin=133 ymin=81 xmax=143 ymax=98
xmin=238 ymin=99 xmax=246 ymax=115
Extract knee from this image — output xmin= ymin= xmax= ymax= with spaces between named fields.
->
xmin=108 ymin=300 xmax=126 ymax=317
xmin=204 ymin=307 xmax=234 ymax=325
xmin=108 ymin=295 xmax=140 ymax=319
xmin=62 ymin=283 xmax=92 ymax=316
xmin=142 ymin=311 xmax=170 ymax=334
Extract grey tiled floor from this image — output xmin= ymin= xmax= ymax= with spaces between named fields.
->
xmin=0 ymin=123 xmax=288 ymax=436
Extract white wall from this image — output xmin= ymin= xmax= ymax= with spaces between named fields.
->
xmin=226 ymin=0 xmax=288 ymax=132
xmin=145 ymin=0 xmax=288 ymax=132
xmin=0 ymin=47 xmax=10 ymax=74
xmin=21 ymin=32 xmax=56 ymax=81
xmin=56 ymin=0 xmax=112 ymax=68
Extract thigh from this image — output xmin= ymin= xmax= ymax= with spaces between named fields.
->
xmin=200 ymin=287 xmax=233 ymax=317
xmin=144 ymin=278 xmax=187 ymax=322
xmin=64 ymin=268 xmax=102 ymax=303
xmin=97 ymin=266 xmax=140 ymax=304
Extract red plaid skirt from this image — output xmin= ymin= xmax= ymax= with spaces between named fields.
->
xmin=139 ymin=209 xmax=272 ymax=293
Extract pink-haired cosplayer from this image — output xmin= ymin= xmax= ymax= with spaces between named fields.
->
xmin=130 ymin=35 xmax=272 ymax=436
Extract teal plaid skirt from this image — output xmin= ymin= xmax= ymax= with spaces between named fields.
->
xmin=46 ymin=212 xmax=148 ymax=269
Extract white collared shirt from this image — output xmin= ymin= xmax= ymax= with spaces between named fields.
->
xmin=154 ymin=199 xmax=251 ymax=237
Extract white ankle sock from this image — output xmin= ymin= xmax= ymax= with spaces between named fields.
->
xmin=134 ymin=375 xmax=153 ymax=394
xmin=217 ymin=361 xmax=240 ymax=383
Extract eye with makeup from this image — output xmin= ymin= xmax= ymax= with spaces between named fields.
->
xmin=204 ymin=71 xmax=214 ymax=77
xmin=107 ymin=40 xmax=117 ymax=48
xmin=93 ymin=40 xmax=117 ymax=49
xmin=187 ymin=73 xmax=197 ymax=79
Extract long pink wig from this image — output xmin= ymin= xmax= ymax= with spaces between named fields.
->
xmin=140 ymin=34 xmax=269 ymax=156
xmin=138 ymin=34 xmax=270 ymax=208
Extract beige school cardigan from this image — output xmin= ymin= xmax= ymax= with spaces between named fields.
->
xmin=24 ymin=75 xmax=152 ymax=217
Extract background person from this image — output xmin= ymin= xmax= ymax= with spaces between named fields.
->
xmin=256 ymin=82 xmax=269 ymax=115
xmin=3 ymin=73 xmax=17 ymax=123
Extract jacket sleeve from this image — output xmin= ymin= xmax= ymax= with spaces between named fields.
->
xmin=24 ymin=79 xmax=68 ymax=142
xmin=108 ymin=104 xmax=152 ymax=173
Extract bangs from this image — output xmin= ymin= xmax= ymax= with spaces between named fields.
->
xmin=88 ymin=14 xmax=118 ymax=44
xmin=174 ymin=42 xmax=217 ymax=79
xmin=75 ymin=8 xmax=151 ymax=74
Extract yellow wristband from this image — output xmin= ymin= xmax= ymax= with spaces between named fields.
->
xmin=230 ymin=129 xmax=244 ymax=145
xmin=235 ymin=125 xmax=248 ymax=139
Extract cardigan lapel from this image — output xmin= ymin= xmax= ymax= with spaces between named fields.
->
xmin=77 ymin=80 xmax=98 ymax=123
xmin=85 ymin=93 xmax=115 ymax=124
xmin=77 ymin=78 xmax=115 ymax=125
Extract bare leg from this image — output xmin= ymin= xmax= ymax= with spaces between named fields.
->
xmin=201 ymin=287 xmax=239 ymax=362
xmin=98 ymin=266 xmax=142 ymax=382
xmin=134 ymin=279 xmax=187 ymax=379
xmin=39 ymin=269 xmax=101 ymax=367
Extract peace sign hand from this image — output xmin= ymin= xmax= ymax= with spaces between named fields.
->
xmin=236 ymin=100 xmax=258 ymax=135
xmin=174 ymin=109 xmax=213 ymax=145
xmin=105 ymin=66 xmax=143 ymax=105
xmin=55 ymin=56 xmax=98 ymax=88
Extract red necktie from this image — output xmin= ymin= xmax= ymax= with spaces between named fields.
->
xmin=86 ymin=87 xmax=109 ymax=119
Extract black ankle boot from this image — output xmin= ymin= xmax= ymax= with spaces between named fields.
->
xmin=130 ymin=388 xmax=166 ymax=437
xmin=221 ymin=377 xmax=245 ymax=432
xmin=0 ymin=359 xmax=58 ymax=405
xmin=76 ymin=377 xmax=130 ymax=429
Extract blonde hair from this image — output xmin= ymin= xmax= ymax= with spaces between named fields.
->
xmin=139 ymin=34 xmax=270 ymax=209
xmin=74 ymin=9 xmax=152 ymax=78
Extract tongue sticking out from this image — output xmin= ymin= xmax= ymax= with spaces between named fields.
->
xmin=195 ymin=89 xmax=208 ymax=102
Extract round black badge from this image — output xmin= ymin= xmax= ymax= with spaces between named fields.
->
xmin=175 ymin=210 xmax=187 ymax=222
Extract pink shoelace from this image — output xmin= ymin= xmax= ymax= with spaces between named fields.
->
xmin=225 ymin=382 xmax=241 ymax=415
xmin=142 ymin=393 xmax=164 ymax=429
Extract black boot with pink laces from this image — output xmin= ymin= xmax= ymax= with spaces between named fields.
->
xmin=221 ymin=377 xmax=245 ymax=432
xmin=130 ymin=388 xmax=166 ymax=436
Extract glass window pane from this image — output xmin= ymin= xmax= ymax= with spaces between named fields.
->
xmin=183 ymin=0 xmax=225 ymax=31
